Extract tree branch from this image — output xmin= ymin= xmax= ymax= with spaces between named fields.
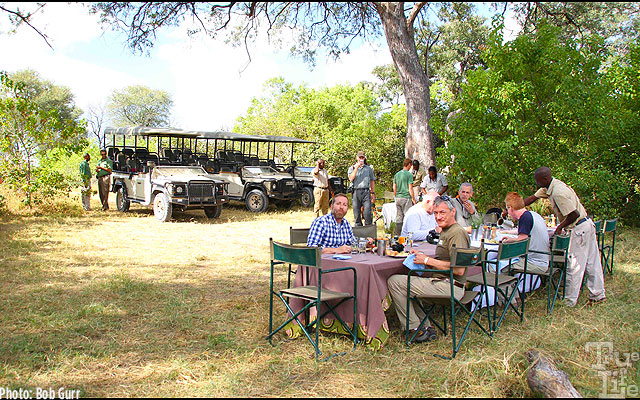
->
xmin=0 ymin=4 xmax=53 ymax=49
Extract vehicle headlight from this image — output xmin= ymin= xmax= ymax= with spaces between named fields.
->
xmin=271 ymin=182 xmax=277 ymax=190
xmin=176 ymin=186 xmax=184 ymax=194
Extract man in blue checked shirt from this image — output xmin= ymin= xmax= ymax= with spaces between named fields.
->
xmin=307 ymin=193 xmax=373 ymax=254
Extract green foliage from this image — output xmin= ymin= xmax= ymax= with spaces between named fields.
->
xmin=107 ymin=85 xmax=173 ymax=127
xmin=0 ymin=71 xmax=87 ymax=209
xmin=441 ymin=22 xmax=638 ymax=222
xmin=234 ymin=78 xmax=406 ymax=185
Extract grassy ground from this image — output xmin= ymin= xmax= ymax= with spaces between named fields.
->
xmin=1 ymin=190 xmax=639 ymax=397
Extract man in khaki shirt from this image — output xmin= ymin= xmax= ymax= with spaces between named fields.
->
xmin=312 ymin=159 xmax=331 ymax=218
xmin=524 ymin=166 xmax=606 ymax=307
xmin=387 ymin=195 xmax=470 ymax=342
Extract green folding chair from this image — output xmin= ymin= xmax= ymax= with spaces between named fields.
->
xmin=287 ymin=227 xmax=311 ymax=289
xmin=266 ymin=239 xmax=358 ymax=361
xmin=467 ymin=237 xmax=530 ymax=337
xmin=352 ymin=224 xmax=377 ymax=240
xmin=601 ymin=218 xmax=617 ymax=275
xmin=512 ymin=234 xmax=570 ymax=314
xmin=404 ymin=245 xmax=491 ymax=359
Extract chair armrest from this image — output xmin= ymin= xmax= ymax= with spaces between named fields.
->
xmin=528 ymin=249 xmax=550 ymax=255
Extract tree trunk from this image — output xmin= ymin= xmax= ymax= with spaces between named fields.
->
xmin=375 ymin=2 xmax=436 ymax=167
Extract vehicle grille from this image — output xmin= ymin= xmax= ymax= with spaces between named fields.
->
xmin=278 ymin=179 xmax=297 ymax=195
xmin=329 ymin=177 xmax=345 ymax=193
xmin=188 ymin=182 xmax=215 ymax=203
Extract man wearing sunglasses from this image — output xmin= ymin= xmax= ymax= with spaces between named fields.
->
xmin=387 ymin=195 xmax=470 ymax=342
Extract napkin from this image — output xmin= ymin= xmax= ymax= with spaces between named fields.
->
xmin=402 ymin=254 xmax=424 ymax=276
xmin=332 ymin=255 xmax=352 ymax=260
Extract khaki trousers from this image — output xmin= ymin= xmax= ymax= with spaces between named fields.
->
xmin=388 ymin=274 xmax=464 ymax=331
xmin=564 ymin=220 xmax=606 ymax=306
xmin=313 ymin=187 xmax=330 ymax=217
xmin=98 ymin=175 xmax=110 ymax=210
xmin=81 ymin=178 xmax=91 ymax=211
xmin=394 ymin=197 xmax=412 ymax=236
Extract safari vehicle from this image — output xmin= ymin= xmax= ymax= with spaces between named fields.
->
xmin=103 ymin=127 xmax=229 ymax=222
xmin=289 ymin=166 xmax=346 ymax=208
xmin=196 ymin=131 xmax=302 ymax=212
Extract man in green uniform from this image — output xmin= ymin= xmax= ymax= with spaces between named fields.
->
xmin=393 ymin=158 xmax=416 ymax=235
xmin=387 ymin=195 xmax=470 ymax=342
xmin=79 ymin=153 xmax=91 ymax=211
xmin=96 ymin=149 xmax=113 ymax=211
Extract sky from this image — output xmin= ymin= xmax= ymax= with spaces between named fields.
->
xmin=0 ymin=3 xmax=519 ymax=131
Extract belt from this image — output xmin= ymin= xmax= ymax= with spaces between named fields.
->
xmin=355 ymin=188 xmax=370 ymax=191
xmin=314 ymin=186 xmax=329 ymax=190
xmin=575 ymin=217 xmax=589 ymax=226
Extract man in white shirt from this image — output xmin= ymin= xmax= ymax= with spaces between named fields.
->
xmin=420 ymin=166 xmax=448 ymax=196
xmin=400 ymin=191 xmax=438 ymax=241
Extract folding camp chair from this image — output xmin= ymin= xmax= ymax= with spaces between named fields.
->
xmin=352 ymin=224 xmax=377 ymax=240
xmin=267 ymin=239 xmax=358 ymax=361
xmin=601 ymin=218 xmax=617 ymax=275
xmin=512 ymin=234 xmax=570 ymax=314
xmin=404 ymin=244 xmax=491 ymax=359
xmin=467 ymin=237 xmax=530 ymax=336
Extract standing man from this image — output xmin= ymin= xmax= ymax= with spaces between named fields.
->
xmin=387 ymin=195 xmax=470 ymax=342
xmin=420 ymin=166 xmax=448 ymax=196
xmin=452 ymin=183 xmax=478 ymax=233
xmin=393 ymin=158 xmax=416 ymax=235
xmin=524 ymin=166 xmax=606 ymax=307
xmin=312 ymin=158 xmax=331 ymax=218
xmin=96 ymin=149 xmax=113 ymax=211
xmin=79 ymin=153 xmax=92 ymax=211
xmin=348 ymin=151 xmax=376 ymax=226
xmin=411 ymin=160 xmax=426 ymax=202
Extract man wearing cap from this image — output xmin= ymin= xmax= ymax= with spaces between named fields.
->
xmin=312 ymin=158 xmax=331 ymax=218
xmin=348 ymin=151 xmax=376 ymax=226
xmin=524 ymin=166 xmax=606 ymax=307
xmin=79 ymin=153 xmax=92 ymax=211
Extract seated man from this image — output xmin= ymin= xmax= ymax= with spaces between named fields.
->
xmin=452 ymin=183 xmax=478 ymax=233
xmin=307 ymin=193 xmax=372 ymax=254
xmin=502 ymin=192 xmax=550 ymax=274
xmin=387 ymin=195 xmax=470 ymax=342
xmin=400 ymin=191 xmax=439 ymax=241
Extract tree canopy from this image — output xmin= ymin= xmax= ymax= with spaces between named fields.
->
xmin=106 ymin=85 xmax=173 ymax=129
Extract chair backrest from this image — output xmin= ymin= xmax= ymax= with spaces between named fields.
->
xmin=270 ymin=239 xmax=321 ymax=269
xmin=135 ymin=148 xmax=149 ymax=158
xmin=603 ymin=218 xmax=617 ymax=233
xmin=289 ymin=227 xmax=310 ymax=245
xmin=117 ymin=153 xmax=127 ymax=169
xmin=352 ymin=224 xmax=377 ymax=239
xmin=122 ymin=148 xmax=134 ymax=158
xmin=593 ymin=219 xmax=603 ymax=233
xmin=451 ymin=245 xmax=484 ymax=268
xmin=551 ymin=234 xmax=571 ymax=252
xmin=496 ymin=237 xmax=530 ymax=261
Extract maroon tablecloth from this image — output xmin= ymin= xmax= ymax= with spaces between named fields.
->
xmin=288 ymin=242 xmax=438 ymax=347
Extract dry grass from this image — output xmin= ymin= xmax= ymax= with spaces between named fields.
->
xmin=0 ymin=188 xmax=639 ymax=397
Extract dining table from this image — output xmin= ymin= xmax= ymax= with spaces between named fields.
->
xmin=285 ymin=241 xmax=438 ymax=350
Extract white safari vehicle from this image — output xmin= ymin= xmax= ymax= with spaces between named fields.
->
xmin=104 ymin=127 xmax=229 ymax=222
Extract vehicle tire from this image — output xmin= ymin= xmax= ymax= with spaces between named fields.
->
xmin=153 ymin=192 xmax=173 ymax=222
xmin=204 ymin=205 xmax=222 ymax=219
xmin=245 ymin=189 xmax=269 ymax=213
xmin=116 ymin=186 xmax=130 ymax=212
xmin=300 ymin=186 xmax=314 ymax=208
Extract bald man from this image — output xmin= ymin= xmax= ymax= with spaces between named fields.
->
xmin=524 ymin=167 xmax=606 ymax=307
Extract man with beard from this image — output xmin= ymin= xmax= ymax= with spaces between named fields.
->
xmin=307 ymin=193 xmax=373 ymax=253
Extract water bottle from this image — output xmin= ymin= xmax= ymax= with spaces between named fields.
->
xmin=406 ymin=232 xmax=413 ymax=251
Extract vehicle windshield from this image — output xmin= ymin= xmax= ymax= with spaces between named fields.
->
xmin=294 ymin=167 xmax=314 ymax=174
xmin=155 ymin=166 xmax=207 ymax=176
xmin=243 ymin=166 xmax=279 ymax=176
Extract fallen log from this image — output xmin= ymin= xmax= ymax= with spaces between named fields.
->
xmin=526 ymin=349 xmax=582 ymax=398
